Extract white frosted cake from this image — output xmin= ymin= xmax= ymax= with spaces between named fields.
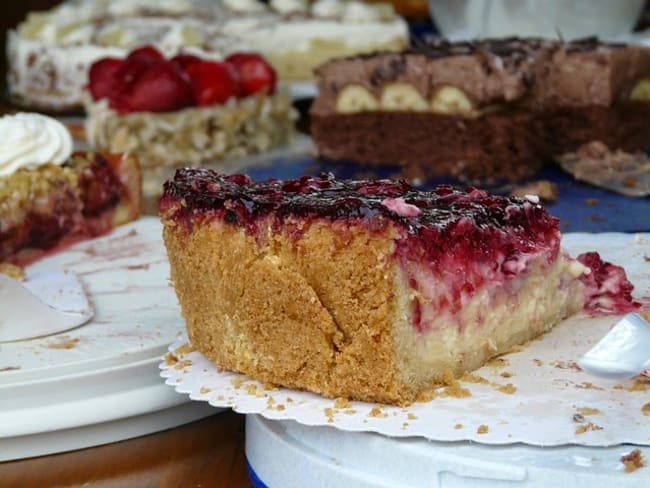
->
xmin=7 ymin=0 xmax=409 ymax=110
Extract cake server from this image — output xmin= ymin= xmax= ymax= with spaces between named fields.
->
xmin=578 ymin=313 xmax=650 ymax=380
xmin=0 ymin=270 xmax=93 ymax=342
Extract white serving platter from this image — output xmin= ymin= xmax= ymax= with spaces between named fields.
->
xmin=0 ymin=217 xmax=217 ymax=461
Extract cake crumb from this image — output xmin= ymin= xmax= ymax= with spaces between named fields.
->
xmin=577 ymin=382 xmax=604 ymax=391
xmin=629 ymin=380 xmax=648 ymax=392
xmin=533 ymin=359 xmax=543 ymax=367
xmin=440 ymin=371 xmax=471 ymax=398
xmin=334 ymin=397 xmax=350 ymax=409
xmin=407 ymin=413 xmax=417 ymax=420
xmin=44 ymin=336 xmax=80 ymax=350
xmin=199 ymin=386 xmax=211 ymax=395
xmin=231 ymin=377 xmax=245 ymax=389
xmin=324 ymin=407 xmax=335 ymax=423
xmin=477 ymin=425 xmax=489 ymax=434
xmin=552 ymin=360 xmax=581 ymax=371
xmin=640 ymin=311 xmax=650 ymax=321
xmin=497 ymin=383 xmax=516 ymax=395
xmin=577 ymin=406 xmax=601 ymax=416
xmin=615 ymin=381 xmax=648 ymax=392
xmin=575 ymin=422 xmax=603 ymax=434
xmin=454 ymin=423 xmax=463 ymax=430
xmin=277 ymin=404 xmax=285 ymax=411
xmin=174 ymin=343 xmax=194 ymax=357
xmin=245 ymin=384 xmax=266 ymax=397
xmin=164 ymin=353 xmax=178 ymax=365
xmin=369 ymin=406 xmax=388 ymax=418
xmin=500 ymin=371 xmax=513 ymax=378
xmin=416 ymin=390 xmax=437 ymax=402
xmin=173 ymin=359 xmax=192 ymax=370
xmin=642 ymin=403 xmax=650 ymax=415
xmin=621 ymin=449 xmax=646 ymax=473
xmin=487 ymin=357 xmax=509 ymax=368
xmin=0 ymin=263 xmax=25 ymax=280
xmin=510 ymin=180 xmax=558 ymax=203
xmin=460 ymin=372 xmax=489 ymax=384
xmin=344 ymin=409 xmax=357 ymax=415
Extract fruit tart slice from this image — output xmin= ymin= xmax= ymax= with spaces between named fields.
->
xmin=0 ymin=113 xmax=141 ymax=265
xmin=84 ymin=46 xmax=296 ymax=194
xmin=160 ymin=170 xmax=638 ymax=405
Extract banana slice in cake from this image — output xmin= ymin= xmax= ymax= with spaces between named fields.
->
xmin=336 ymin=84 xmax=379 ymax=113
xmin=380 ymin=82 xmax=428 ymax=111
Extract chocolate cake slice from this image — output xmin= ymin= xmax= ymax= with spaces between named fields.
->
xmin=160 ymin=170 xmax=637 ymax=405
xmin=532 ymin=38 xmax=650 ymax=157
xmin=311 ymin=37 xmax=650 ymax=183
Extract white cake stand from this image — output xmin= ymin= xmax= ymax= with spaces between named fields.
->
xmin=246 ymin=414 xmax=650 ymax=487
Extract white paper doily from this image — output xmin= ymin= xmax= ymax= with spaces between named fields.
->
xmin=160 ymin=233 xmax=650 ymax=447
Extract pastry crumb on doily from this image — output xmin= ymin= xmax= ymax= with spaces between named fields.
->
xmin=621 ymin=449 xmax=646 ymax=473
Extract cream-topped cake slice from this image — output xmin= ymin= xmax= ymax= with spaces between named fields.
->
xmin=0 ymin=113 xmax=141 ymax=265
xmin=159 ymin=170 xmax=638 ymax=405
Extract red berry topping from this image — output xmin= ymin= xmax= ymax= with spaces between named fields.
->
xmin=184 ymin=61 xmax=240 ymax=106
xmin=171 ymin=53 xmax=202 ymax=72
xmin=126 ymin=45 xmax=165 ymax=64
xmin=226 ymin=53 xmax=276 ymax=96
xmin=88 ymin=47 xmax=277 ymax=113
xmin=88 ymin=58 xmax=123 ymax=101
xmin=127 ymin=61 xmax=193 ymax=113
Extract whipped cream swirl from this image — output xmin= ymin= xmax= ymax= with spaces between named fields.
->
xmin=0 ymin=112 xmax=73 ymax=177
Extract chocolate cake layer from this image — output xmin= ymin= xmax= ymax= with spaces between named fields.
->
xmin=311 ymin=111 xmax=543 ymax=182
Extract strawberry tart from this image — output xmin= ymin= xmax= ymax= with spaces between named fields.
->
xmin=83 ymin=46 xmax=295 ymax=193
xmin=0 ymin=112 xmax=141 ymax=265
xmin=159 ymin=170 xmax=638 ymax=405
xmin=7 ymin=0 xmax=408 ymax=111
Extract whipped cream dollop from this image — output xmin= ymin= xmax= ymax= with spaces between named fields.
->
xmin=0 ymin=112 xmax=73 ymax=177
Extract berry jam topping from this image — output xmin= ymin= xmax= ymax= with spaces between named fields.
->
xmin=160 ymin=169 xmax=561 ymax=265
xmin=87 ymin=46 xmax=277 ymax=114
xmin=577 ymin=251 xmax=640 ymax=314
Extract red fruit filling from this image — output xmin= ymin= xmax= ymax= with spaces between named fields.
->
xmin=87 ymin=46 xmax=276 ymax=114
xmin=160 ymin=170 xmax=639 ymax=324
xmin=577 ymin=251 xmax=640 ymax=314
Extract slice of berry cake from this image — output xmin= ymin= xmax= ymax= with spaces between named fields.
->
xmin=159 ymin=170 xmax=638 ymax=405
xmin=0 ymin=113 xmax=141 ymax=265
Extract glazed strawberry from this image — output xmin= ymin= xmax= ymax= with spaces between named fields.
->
xmin=88 ymin=58 xmax=123 ymax=101
xmin=127 ymin=62 xmax=193 ymax=113
xmin=126 ymin=45 xmax=165 ymax=64
xmin=185 ymin=61 xmax=240 ymax=106
xmin=171 ymin=54 xmax=201 ymax=72
xmin=226 ymin=53 xmax=276 ymax=96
